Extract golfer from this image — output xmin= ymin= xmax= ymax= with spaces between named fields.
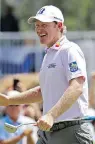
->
xmin=0 ymin=5 xmax=93 ymax=144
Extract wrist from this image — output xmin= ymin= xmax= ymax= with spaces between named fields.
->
xmin=47 ymin=112 xmax=56 ymax=121
xmin=20 ymin=132 xmax=25 ymax=138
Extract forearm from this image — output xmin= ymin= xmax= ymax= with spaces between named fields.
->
xmin=27 ymin=135 xmax=35 ymax=144
xmin=89 ymin=78 xmax=95 ymax=107
xmin=0 ymin=133 xmax=24 ymax=144
xmin=48 ymin=83 xmax=82 ymax=120
xmin=0 ymin=93 xmax=9 ymax=106
xmin=8 ymin=86 xmax=43 ymax=105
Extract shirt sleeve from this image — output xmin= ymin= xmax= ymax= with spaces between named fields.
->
xmin=62 ymin=46 xmax=87 ymax=81
xmin=0 ymin=121 xmax=7 ymax=140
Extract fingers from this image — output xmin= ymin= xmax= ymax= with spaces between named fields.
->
xmin=23 ymin=129 xmax=32 ymax=136
xmin=35 ymin=114 xmax=54 ymax=131
xmin=37 ymin=120 xmax=51 ymax=131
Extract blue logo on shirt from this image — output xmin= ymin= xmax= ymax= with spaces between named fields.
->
xmin=69 ymin=61 xmax=78 ymax=72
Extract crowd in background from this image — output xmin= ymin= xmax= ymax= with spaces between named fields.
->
xmin=0 ymin=76 xmax=42 ymax=144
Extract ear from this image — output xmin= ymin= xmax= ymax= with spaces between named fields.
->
xmin=58 ymin=22 xmax=62 ymax=28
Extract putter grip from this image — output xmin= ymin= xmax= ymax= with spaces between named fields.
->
xmin=84 ymin=116 xmax=95 ymax=120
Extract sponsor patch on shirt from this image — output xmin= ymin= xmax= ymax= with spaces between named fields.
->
xmin=47 ymin=63 xmax=56 ymax=68
xmin=69 ymin=61 xmax=78 ymax=72
xmin=55 ymin=42 xmax=60 ymax=47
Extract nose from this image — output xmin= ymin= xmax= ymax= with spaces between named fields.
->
xmin=35 ymin=25 xmax=44 ymax=31
xmin=36 ymin=28 xmax=41 ymax=33
xmin=36 ymin=28 xmax=44 ymax=35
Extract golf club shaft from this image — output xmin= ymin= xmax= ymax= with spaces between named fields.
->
xmin=60 ymin=116 xmax=95 ymax=122
xmin=18 ymin=122 xmax=36 ymax=128
xmin=18 ymin=116 xmax=95 ymax=127
xmin=21 ymin=116 xmax=95 ymax=125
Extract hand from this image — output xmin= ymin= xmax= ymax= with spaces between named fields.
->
xmin=36 ymin=113 xmax=54 ymax=131
xmin=91 ymin=72 xmax=95 ymax=80
xmin=22 ymin=129 xmax=32 ymax=136
xmin=24 ymin=106 xmax=36 ymax=119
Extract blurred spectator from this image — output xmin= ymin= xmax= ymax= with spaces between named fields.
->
xmin=0 ymin=78 xmax=26 ymax=117
xmin=23 ymin=103 xmax=42 ymax=121
xmin=87 ymin=108 xmax=95 ymax=142
xmin=7 ymin=78 xmax=27 ymax=93
xmin=0 ymin=79 xmax=38 ymax=144
xmin=1 ymin=5 xmax=19 ymax=32
xmin=9 ymin=78 xmax=42 ymax=121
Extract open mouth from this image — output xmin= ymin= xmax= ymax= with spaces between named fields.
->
xmin=39 ymin=34 xmax=47 ymax=38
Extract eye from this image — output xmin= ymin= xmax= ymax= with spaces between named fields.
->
xmin=35 ymin=23 xmax=47 ymax=29
xmin=42 ymin=24 xmax=47 ymax=28
xmin=35 ymin=24 xmax=39 ymax=28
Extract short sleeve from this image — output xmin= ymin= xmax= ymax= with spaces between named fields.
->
xmin=62 ymin=46 xmax=87 ymax=81
xmin=0 ymin=121 xmax=7 ymax=140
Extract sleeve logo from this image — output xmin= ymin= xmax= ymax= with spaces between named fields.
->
xmin=69 ymin=61 xmax=78 ymax=72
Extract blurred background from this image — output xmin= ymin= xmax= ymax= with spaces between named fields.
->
xmin=0 ymin=0 xmax=95 ymax=143
xmin=0 ymin=0 xmax=95 ymax=78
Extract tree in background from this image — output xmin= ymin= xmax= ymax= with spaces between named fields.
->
xmin=16 ymin=0 xmax=47 ymax=31
xmin=1 ymin=0 xmax=95 ymax=31
xmin=46 ymin=0 xmax=95 ymax=30
xmin=86 ymin=0 xmax=95 ymax=30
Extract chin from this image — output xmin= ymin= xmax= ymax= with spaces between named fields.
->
xmin=40 ymin=40 xmax=48 ymax=45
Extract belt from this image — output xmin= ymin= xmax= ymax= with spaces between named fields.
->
xmin=50 ymin=120 xmax=86 ymax=132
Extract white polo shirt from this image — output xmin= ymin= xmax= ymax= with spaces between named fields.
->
xmin=39 ymin=36 xmax=88 ymax=122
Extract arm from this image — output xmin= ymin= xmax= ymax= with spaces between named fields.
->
xmin=37 ymin=77 xmax=84 ymax=131
xmin=21 ymin=129 xmax=35 ymax=144
xmin=27 ymin=135 xmax=35 ymax=144
xmin=0 ymin=129 xmax=36 ymax=144
xmin=0 ymin=86 xmax=43 ymax=106
xmin=0 ymin=133 xmax=25 ymax=144
xmin=48 ymin=77 xmax=84 ymax=120
xmin=89 ymin=73 xmax=95 ymax=108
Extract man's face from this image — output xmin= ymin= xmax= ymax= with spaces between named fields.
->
xmin=35 ymin=20 xmax=59 ymax=46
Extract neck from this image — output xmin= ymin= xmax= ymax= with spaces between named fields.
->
xmin=47 ymin=33 xmax=63 ymax=48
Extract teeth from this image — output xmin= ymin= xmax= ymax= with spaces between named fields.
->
xmin=40 ymin=34 xmax=46 ymax=36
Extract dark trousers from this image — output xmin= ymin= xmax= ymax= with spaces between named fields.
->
xmin=37 ymin=120 xmax=93 ymax=144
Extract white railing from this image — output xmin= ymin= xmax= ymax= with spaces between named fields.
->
xmin=0 ymin=31 xmax=95 ymax=79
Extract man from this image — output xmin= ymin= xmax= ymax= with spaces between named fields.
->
xmin=0 ymin=5 xmax=93 ymax=144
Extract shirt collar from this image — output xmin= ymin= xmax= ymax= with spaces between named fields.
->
xmin=45 ymin=35 xmax=68 ymax=53
xmin=5 ymin=115 xmax=21 ymax=125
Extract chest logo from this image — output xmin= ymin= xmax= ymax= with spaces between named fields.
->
xmin=47 ymin=63 xmax=56 ymax=68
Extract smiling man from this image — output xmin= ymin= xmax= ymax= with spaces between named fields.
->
xmin=0 ymin=5 xmax=93 ymax=144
